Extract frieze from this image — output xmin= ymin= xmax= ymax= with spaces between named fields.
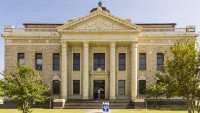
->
xmin=73 ymin=47 xmax=81 ymax=53
xmin=92 ymin=47 xmax=106 ymax=53
xmin=118 ymin=47 xmax=127 ymax=53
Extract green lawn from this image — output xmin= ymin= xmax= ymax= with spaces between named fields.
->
xmin=0 ymin=110 xmax=86 ymax=113
xmin=0 ymin=109 xmax=190 ymax=113
xmin=112 ymin=110 xmax=187 ymax=113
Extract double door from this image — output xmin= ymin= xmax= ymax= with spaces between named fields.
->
xmin=93 ymin=80 xmax=105 ymax=99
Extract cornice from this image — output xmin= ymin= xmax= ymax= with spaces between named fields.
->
xmin=58 ymin=31 xmax=141 ymax=35
xmin=4 ymin=43 xmax=61 ymax=45
xmin=139 ymin=33 xmax=199 ymax=38
xmin=2 ymin=36 xmax=61 ymax=39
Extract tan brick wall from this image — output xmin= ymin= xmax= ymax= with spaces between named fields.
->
xmin=4 ymin=38 xmax=187 ymax=99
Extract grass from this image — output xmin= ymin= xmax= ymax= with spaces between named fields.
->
xmin=112 ymin=110 xmax=188 ymax=113
xmin=0 ymin=104 xmax=50 ymax=109
xmin=0 ymin=110 xmax=189 ymax=113
xmin=147 ymin=106 xmax=190 ymax=110
xmin=0 ymin=110 xmax=86 ymax=113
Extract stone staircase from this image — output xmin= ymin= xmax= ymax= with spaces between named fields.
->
xmin=64 ymin=99 xmax=134 ymax=109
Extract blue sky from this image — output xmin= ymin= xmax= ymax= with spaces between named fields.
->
xmin=0 ymin=0 xmax=200 ymax=79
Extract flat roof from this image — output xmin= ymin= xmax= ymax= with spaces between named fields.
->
xmin=23 ymin=23 xmax=65 ymax=25
xmin=135 ymin=23 xmax=177 ymax=25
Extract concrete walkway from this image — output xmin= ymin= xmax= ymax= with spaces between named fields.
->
xmin=54 ymin=109 xmax=147 ymax=113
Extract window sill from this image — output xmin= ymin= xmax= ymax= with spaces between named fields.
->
xmin=139 ymin=70 xmax=146 ymax=71
xmin=118 ymin=70 xmax=126 ymax=71
xmin=73 ymin=94 xmax=80 ymax=95
xmin=73 ymin=70 xmax=80 ymax=72
xmin=53 ymin=94 xmax=60 ymax=95
xmin=118 ymin=94 xmax=125 ymax=95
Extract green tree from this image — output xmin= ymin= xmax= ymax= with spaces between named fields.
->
xmin=0 ymin=62 xmax=51 ymax=113
xmin=165 ymin=84 xmax=176 ymax=108
xmin=156 ymin=38 xmax=200 ymax=113
xmin=146 ymin=83 xmax=166 ymax=108
xmin=0 ymin=80 xmax=4 ymax=97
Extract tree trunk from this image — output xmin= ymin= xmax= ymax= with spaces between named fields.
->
xmin=190 ymin=97 xmax=195 ymax=113
xmin=23 ymin=100 xmax=29 ymax=113
xmin=187 ymin=98 xmax=191 ymax=113
xmin=197 ymin=98 xmax=200 ymax=113
xmin=167 ymin=98 xmax=170 ymax=108
xmin=23 ymin=100 xmax=26 ymax=113
xmin=155 ymin=97 xmax=157 ymax=108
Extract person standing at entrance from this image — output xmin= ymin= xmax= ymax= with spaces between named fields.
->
xmin=93 ymin=87 xmax=98 ymax=99
xmin=98 ymin=87 xmax=101 ymax=99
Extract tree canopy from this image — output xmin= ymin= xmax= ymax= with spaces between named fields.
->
xmin=156 ymin=38 xmax=200 ymax=113
xmin=0 ymin=62 xmax=51 ymax=113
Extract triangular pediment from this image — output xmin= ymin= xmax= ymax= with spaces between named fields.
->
xmin=57 ymin=7 xmax=142 ymax=31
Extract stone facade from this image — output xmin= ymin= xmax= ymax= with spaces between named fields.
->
xmin=1 ymin=6 xmax=198 ymax=103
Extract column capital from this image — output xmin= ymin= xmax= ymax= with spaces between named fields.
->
xmin=60 ymin=40 xmax=67 ymax=44
xmin=82 ymin=41 xmax=89 ymax=44
xmin=110 ymin=41 xmax=116 ymax=48
xmin=83 ymin=41 xmax=89 ymax=48
xmin=132 ymin=41 xmax=138 ymax=48
xmin=110 ymin=41 xmax=116 ymax=44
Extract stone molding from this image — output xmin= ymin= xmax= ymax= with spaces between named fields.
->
xmin=110 ymin=42 xmax=116 ymax=48
xmin=57 ymin=8 xmax=142 ymax=31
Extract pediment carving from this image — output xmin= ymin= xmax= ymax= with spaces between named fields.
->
xmin=57 ymin=10 xmax=142 ymax=31
xmin=90 ymin=68 xmax=109 ymax=75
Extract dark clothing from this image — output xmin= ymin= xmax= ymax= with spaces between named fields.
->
xmin=93 ymin=89 xmax=98 ymax=99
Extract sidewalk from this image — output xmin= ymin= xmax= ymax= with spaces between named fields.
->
xmin=57 ymin=109 xmax=147 ymax=113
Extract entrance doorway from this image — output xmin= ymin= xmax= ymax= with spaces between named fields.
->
xmin=93 ymin=80 xmax=105 ymax=99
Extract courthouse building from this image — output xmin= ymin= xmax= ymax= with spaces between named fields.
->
xmin=1 ymin=2 xmax=199 ymax=107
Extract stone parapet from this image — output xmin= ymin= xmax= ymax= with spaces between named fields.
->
xmin=2 ymin=32 xmax=60 ymax=37
xmin=132 ymin=99 xmax=145 ymax=109
xmin=53 ymin=99 xmax=65 ymax=109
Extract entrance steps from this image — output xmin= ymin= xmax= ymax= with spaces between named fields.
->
xmin=64 ymin=99 xmax=133 ymax=109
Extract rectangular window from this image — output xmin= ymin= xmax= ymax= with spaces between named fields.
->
xmin=118 ymin=80 xmax=125 ymax=95
xmin=139 ymin=53 xmax=146 ymax=70
xmin=53 ymin=53 xmax=60 ymax=70
xmin=157 ymin=53 xmax=164 ymax=70
xmin=73 ymin=80 xmax=80 ymax=95
xmin=139 ymin=80 xmax=146 ymax=94
xmin=73 ymin=53 xmax=80 ymax=71
xmin=53 ymin=80 xmax=59 ymax=94
xmin=18 ymin=53 xmax=25 ymax=65
xmin=35 ymin=53 xmax=42 ymax=70
xmin=119 ymin=53 xmax=126 ymax=70
xmin=94 ymin=53 xmax=105 ymax=70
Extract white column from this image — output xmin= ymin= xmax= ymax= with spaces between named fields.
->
xmin=109 ymin=42 xmax=116 ymax=100
xmin=61 ymin=41 xmax=67 ymax=100
xmin=131 ymin=42 xmax=138 ymax=100
xmin=82 ymin=41 xmax=89 ymax=100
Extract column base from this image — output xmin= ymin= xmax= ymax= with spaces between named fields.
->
xmin=109 ymin=97 xmax=116 ymax=100
xmin=132 ymin=99 xmax=145 ymax=109
xmin=82 ymin=96 xmax=89 ymax=100
xmin=53 ymin=99 xmax=66 ymax=109
xmin=62 ymin=96 xmax=67 ymax=101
